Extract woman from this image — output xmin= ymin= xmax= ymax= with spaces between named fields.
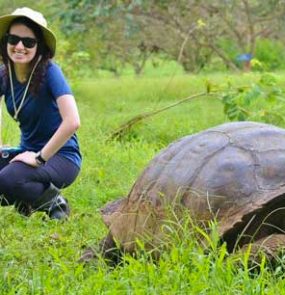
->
xmin=0 ymin=7 xmax=81 ymax=219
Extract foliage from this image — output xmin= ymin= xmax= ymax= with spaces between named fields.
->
xmin=221 ymin=73 xmax=285 ymax=125
xmin=33 ymin=0 xmax=285 ymax=75
xmin=2 ymin=1 xmax=285 ymax=75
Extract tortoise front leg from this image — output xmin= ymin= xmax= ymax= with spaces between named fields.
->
xmin=240 ymin=234 xmax=285 ymax=265
xmin=99 ymin=232 xmax=122 ymax=266
xmin=79 ymin=232 xmax=122 ymax=266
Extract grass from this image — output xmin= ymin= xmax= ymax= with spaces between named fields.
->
xmin=1 ymin=71 xmax=285 ymax=294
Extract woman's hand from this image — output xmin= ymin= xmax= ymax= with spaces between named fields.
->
xmin=10 ymin=151 xmax=39 ymax=167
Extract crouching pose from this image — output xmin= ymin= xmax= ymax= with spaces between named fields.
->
xmin=0 ymin=7 xmax=81 ymax=219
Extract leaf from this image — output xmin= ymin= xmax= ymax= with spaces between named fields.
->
xmin=227 ymin=107 xmax=239 ymax=120
xmin=197 ymin=19 xmax=206 ymax=28
xmin=242 ymin=85 xmax=262 ymax=105
xmin=237 ymin=111 xmax=247 ymax=121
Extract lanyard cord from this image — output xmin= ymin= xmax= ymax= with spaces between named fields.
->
xmin=8 ymin=55 xmax=42 ymax=121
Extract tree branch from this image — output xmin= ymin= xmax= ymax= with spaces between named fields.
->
xmin=108 ymin=91 xmax=214 ymax=140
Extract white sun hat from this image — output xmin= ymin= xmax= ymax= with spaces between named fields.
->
xmin=0 ymin=7 xmax=56 ymax=57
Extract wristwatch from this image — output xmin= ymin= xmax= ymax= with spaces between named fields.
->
xmin=35 ymin=151 xmax=46 ymax=165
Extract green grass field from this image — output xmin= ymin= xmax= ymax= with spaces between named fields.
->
xmin=1 ymin=72 xmax=285 ymax=294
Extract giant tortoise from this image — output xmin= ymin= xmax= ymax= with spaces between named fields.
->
xmin=81 ymin=121 xmax=285 ymax=264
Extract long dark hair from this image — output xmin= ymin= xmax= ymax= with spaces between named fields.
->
xmin=0 ymin=16 xmax=53 ymax=95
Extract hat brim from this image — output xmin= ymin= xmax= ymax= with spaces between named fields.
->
xmin=0 ymin=14 xmax=56 ymax=57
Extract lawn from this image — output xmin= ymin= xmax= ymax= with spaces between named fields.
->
xmin=1 ymin=72 xmax=285 ymax=294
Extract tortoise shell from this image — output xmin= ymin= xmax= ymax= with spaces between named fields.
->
xmin=101 ymin=121 xmax=285 ymax=253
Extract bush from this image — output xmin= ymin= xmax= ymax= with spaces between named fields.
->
xmin=255 ymin=39 xmax=285 ymax=71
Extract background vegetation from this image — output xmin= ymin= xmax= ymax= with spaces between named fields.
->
xmin=1 ymin=0 xmax=285 ymax=294
xmin=2 ymin=0 xmax=285 ymax=77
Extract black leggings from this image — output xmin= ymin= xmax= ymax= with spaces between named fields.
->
xmin=0 ymin=154 xmax=80 ymax=205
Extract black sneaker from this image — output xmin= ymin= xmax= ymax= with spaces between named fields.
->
xmin=48 ymin=195 xmax=70 ymax=220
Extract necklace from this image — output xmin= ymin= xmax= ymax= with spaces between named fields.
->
xmin=8 ymin=56 xmax=42 ymax=121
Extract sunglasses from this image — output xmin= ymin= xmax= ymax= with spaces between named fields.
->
xmin=6 ymin=34 xmax=37 ymax=48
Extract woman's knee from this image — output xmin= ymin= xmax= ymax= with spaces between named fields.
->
xmin=0 ymin=162 xmax=33 ymax=193
xmin=0 ymin=164 xmax=32 ymax=197
xmin=0 ymin=172 xmax=15 ymax=194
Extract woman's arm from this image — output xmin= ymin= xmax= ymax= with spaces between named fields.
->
xmin=11 ymin=94 xmax=80 ymax=167
xmin=40 ymin=94 xmax=80 ymax=160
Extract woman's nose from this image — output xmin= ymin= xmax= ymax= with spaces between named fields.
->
xmin=14 ymin=41 xmax=25 ymax=49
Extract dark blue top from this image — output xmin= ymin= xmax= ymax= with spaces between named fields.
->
xmin=0 ymin=61 xmax=81 ymax=168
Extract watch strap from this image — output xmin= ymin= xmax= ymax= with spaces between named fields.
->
xmin=35 ymin=151 xmax=46 ymax=165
